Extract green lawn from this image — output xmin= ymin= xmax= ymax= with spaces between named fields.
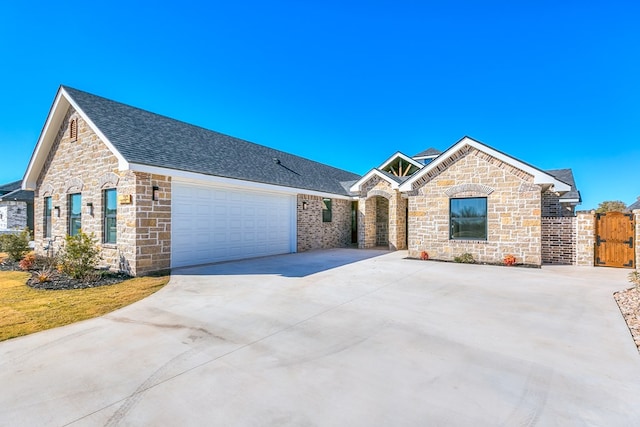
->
xmin=0 ymin=260 xmax=169 ymax=341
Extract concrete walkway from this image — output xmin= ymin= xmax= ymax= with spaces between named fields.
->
xmin=1 ymin=249 xmax=639 ymax=426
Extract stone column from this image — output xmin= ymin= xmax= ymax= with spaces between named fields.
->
xmin=575 ymin=210 xmax=595 ymax=266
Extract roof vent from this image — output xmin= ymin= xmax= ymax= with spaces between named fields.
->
xmin=273 ymin=158 xmax=281 ymax=164
xmin=69 ymin=119 xmax=77 ymax=141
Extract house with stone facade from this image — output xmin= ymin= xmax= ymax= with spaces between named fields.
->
xmin=350 ymin=137 xmax=580 ymax=266
xmin=0 ymin=180 xmax=33 ymax=234
xmin=22 ymin=86 xmax=581 ymax=275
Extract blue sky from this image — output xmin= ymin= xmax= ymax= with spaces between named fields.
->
xmin=1 ymin=1 xmax=638 ymax=209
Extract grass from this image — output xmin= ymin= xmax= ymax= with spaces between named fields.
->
xmin=0 ymin=262 xmax=169 ymax=341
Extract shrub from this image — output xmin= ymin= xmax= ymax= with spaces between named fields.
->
xmin=504 ymin=254 xmax=517 ymax=266
xmin=420 ymin=251 xmax=429 ymax=260
xmin=1 ymin=228 xmax=32 ymax=262
xmin=19 ymin=253 xmax=36 ymax=271
xmin=35 ymin=269 xmax=53 ymax=283
xmin=454 ymin=253 xmax=475 ymax=264
xmin=58 ymin=231 xmax=101 ymax=280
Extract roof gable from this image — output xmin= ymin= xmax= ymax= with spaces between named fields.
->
xmin=378 ymin=152 xmax=423 ymax=177
xmin=399 ymin=136 xmax=571 ymax=193
xmin=23 ymin=87 xmax=128 ymax=190
xmin=24 ymin=86 xmax=359 ymax=196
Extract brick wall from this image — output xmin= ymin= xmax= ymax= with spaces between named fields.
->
xmin=407 ymin=147 xmax=542 ymax=265
xmin=541 ymin=217 xmax=575 ymax=264
xmin=34 ymin=107 xmax=170 ymax=276
xmin=296 ymin=195 xmax=351 ymax=251
xmin=542 ymin=191 xmax=575 ymax=217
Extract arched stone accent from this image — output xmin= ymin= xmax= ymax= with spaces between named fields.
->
xmin=99 ymin=172 xmax=120 ymax=189
xmin=39 ymin=183 xmax=54 ymax=198
xmin=366 ymin=189 xmax=393 ymax=200
xmin=445 ymin=183 xmax=494 ymax=197
xmin=65 ymin=177 xmax=83 ymax=193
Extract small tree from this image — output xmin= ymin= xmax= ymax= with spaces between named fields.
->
xmin=595 ymin=200 xmax=628 ymax=213
xmin=1 ymin=228 xmax=32 ymax=262
xmin=58 ymin=231 xmax=101 ymax=280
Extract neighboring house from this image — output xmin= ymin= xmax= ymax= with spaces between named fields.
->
xmin=22 ymin=86 xmax=580 ymax=274
xmin=0 ymin=180 xmax=34 ymax=234
xmin=629 ymin=197 xmax=640 ymax=211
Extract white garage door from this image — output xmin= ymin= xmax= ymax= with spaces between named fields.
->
xmin=171 ymin=181 xmax=296 ymax=268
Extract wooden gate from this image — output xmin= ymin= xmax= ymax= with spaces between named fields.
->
xmin=595 ymin=211 xmax=635 ymax=268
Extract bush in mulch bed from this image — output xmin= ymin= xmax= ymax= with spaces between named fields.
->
xmin=0 ymin=256 xmax=131 ymax=290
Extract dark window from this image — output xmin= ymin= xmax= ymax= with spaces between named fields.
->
xmin=450 ymin=197 xmax=487 ymax=240
xmin=69 ymin=193 xmax=81 ymax=236
xmin=103 ymin=189 xmax=117 ymax=244
xmin=44 ymin=197 xmax=52 ymax=238
xmin=322 ymin=198 xmax=332 ymax=222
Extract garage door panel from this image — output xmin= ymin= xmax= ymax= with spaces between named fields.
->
xmin=172 ymin=182 xmax=294 ymax=268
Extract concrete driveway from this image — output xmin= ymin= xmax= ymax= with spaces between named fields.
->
xmin=1 ymin=249 xmax=639 ymax=426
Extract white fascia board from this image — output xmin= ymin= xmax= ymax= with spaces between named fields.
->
xmin=399 ymin=137 xmax=571 ymax=193
xmin=349 ymin=169 xmax=400 ymax=192
xmin=61 ymin=87 xmax=130 ymax=171
xmin=378 ymin=151 xmax=424 ymax=171
xmin=22 ymin=92 xmax=68 ymax=190
xmin=130 ymin=163 xmax=355 ymax=200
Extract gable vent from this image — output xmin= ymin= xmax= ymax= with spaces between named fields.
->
xmin=69 ymin=118 xmax=77 ymax=141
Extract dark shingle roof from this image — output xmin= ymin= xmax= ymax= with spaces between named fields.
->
xmin=0 ymin=188 xmax=33 ymax=202
xmin=63 ymin=86 xmax=360 ymax=196
xmin=546 ymin=169 xmax=581 ymax=202
xmin=0 ymin=180 xmax=22 ymax=195
xmin=629 ymin=197 xmax=640 ymax=211
xmin=413 ymin=147 xmax=441 ymax=158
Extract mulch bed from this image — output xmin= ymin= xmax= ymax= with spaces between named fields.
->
xmin=0 ymin=258 xmax=130 ymax=290
xmin=614 ymin=287 xmax=640 ymax=352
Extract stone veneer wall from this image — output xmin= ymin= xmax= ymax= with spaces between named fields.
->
xmin=33 ymin=107 xmax=171 ymax=276
xmin=575 ymin=211 xmax=595 ymax=266
xmin=0 ymin=201 xmax=27 ymax=231
xmin=407 ymin=147 xmax=542 ymax=265
xmin=541 ymin=217 xmax=576 ymax=264
xmin=296 ymin=195 xmax=351 ymax=251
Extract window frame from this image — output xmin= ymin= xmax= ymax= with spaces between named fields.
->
xmin=322 ymin=198 xmax=332 ymax=222
xmin=103 ymin=188 xmax=117 ymax=244
xmin=68 ymin=193 xmax=82 ymax=237
xmin=44 ymin=196 xmax=52 ymax=238
xmin=449 ymin=197 xmax=488 ymax=241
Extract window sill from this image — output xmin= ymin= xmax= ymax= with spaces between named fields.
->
xmin=450 ymin=239 xmax=488 ymax=244
xmin=102 ymin=244 xmax=118 ymax=249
